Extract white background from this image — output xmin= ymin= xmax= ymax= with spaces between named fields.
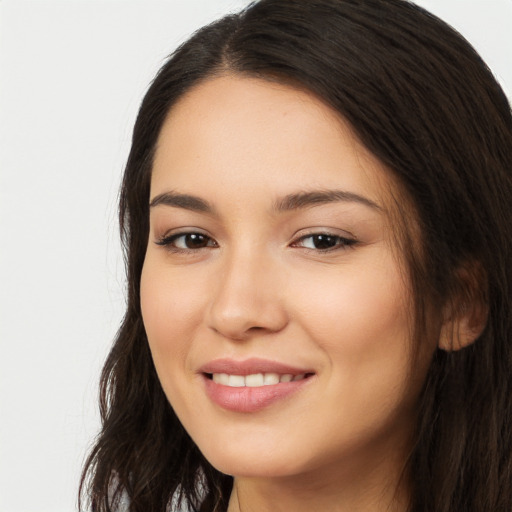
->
xmin=0 ymin=1 xmax=510 ymax=511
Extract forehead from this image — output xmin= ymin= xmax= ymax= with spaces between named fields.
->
xmin=151 ymin=75 xmax=397 ymax=209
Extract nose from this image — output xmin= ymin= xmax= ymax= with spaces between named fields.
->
xmin=207 ymin=249 xmax=289 ymax=341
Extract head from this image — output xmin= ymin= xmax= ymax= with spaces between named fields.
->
xmin=81 ymin=1 xmax=512 ymax=511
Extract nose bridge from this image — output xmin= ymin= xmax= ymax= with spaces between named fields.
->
xmin=207 ymin=243 xmax=288 ymax=340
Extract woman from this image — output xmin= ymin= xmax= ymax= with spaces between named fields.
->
xmin=80 ymin=0 xmax=512 ymax=511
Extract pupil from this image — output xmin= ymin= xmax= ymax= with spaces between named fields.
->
xmin=314 ymin=235 xmax=337 ymax=249
xmin=186 ymin=233 xmax=207 ymax=248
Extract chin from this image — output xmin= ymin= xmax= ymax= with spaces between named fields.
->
xmin=196 ymin=434 xmax=308 ymax=478
xmin=208 ymin=454 xmax=302 ymax=479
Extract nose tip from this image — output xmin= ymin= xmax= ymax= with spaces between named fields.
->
xmin=209 ymin=307 xmax=287 ymax=341
xmin=207 ymin=260 xmax=289 ymax=341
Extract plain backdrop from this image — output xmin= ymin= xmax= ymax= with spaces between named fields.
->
xmin=0 ymin=1 xmax=510 ymax=511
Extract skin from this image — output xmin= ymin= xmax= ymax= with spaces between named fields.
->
xmin=140 ymin=75 xmax=437 ymax=511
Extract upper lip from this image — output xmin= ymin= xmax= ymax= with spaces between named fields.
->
xmin=199 ymin=358 xmax=313 ymax=376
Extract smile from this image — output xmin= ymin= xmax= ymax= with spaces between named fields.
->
xmin=199 ymin=359 xmax=315 ymax=412
xmin=210 ymin=372 xmax=308 ymax=387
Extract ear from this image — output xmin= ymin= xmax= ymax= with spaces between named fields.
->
xmin=438 ymin=261 xmax=488 ymax=352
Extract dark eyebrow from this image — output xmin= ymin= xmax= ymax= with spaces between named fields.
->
xmin=149 ymin=191 xmax=215 ymax=214
xmin=273 ymin=190 xmax=382 ymax=212
xmin=149 ymin=189 xmax=381 ymax=214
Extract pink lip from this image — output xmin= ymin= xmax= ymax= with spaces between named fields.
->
xmin=199 ymin=358 xmax=315 ymax=413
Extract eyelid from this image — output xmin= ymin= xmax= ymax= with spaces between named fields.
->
xmin=290 ymin=229 xmax=358 ymax=251
xmin=154 ymin=228 xmax=218 ymax=251
xmin=153 ymin=227 xmax=358 ymax=253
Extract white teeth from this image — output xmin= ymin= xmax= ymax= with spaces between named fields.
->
xmin=212 ymin=373 xmax=229 ymax=385
xmin=211 ymin=372 xmax=308 ymax=387
xmin=263 ymin=373 xmax=280 ymax=385
xmin=228 ymin=375 xmax=245 ymax=387
xmin=245 ymin=373 xmax=264 ymax=387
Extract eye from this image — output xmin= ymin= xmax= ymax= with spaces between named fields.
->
xmin=292 ymin=233 xmax=357 ymax=251
xmin=156 ymin=232 xmax=217 ymax=251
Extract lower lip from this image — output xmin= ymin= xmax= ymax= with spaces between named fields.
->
xmin=203 ymin=375 xmax=312 ymax=413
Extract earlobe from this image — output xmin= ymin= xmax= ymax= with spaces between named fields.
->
xmin=438 ymin=263 xmax=488 ymax=352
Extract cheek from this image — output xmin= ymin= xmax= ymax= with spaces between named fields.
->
xmin=140 ymin=257 xmax=204 ymax=375
xmin=140 ymin=258 xmax=210 ymax=429
xmin=292 ymin=255 xmax=419 ymax=409
xmin=293 ymin=260 xmax=420 ymax=436
xmin=294 ymin=258 xmax=410 ymax=353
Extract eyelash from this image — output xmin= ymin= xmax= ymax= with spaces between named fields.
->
xmin=155 ymin=232 xmax=217 ymax=253
xmin=292 ymin=233 xmax=357 ymax=251
xmin=155 ymin=231 xmax=357 ymax=253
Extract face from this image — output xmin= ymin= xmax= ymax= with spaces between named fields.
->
xmin=141 ymin=75 xmax=433 ymax=482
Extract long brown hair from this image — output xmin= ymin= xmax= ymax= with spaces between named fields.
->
xmin=80 ymin=1 xmax=512 ymax=510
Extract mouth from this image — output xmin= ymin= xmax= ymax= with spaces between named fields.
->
xmin=205 ymin=372 xmax=313 ymax=387
xmin=199 ymin=358 xmax=315 ymax=412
